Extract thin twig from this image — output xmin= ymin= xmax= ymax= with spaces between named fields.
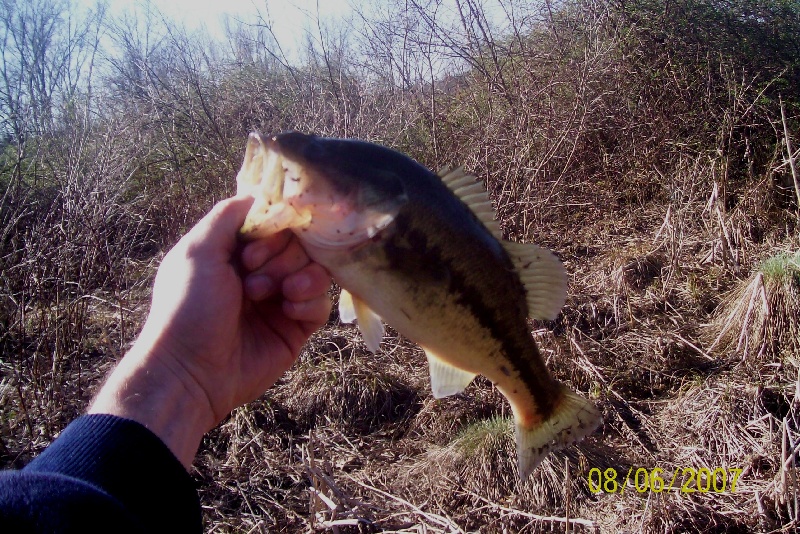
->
xmin=564 ymin=457 xmax=572 ymax=534
xmin=347 ymin=477 xmax=466 ymax=534
xmin=465 ymin=490 xmax=598 ymax=530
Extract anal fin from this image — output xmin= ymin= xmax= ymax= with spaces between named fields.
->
xmin=338 ymin=289 xmax=384 ymax=353
xmin=424 ymin=348 xmax=476 ymax=398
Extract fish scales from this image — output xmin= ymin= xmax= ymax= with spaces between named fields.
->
xmin=236 ymin=131 xmax=602 ymax=478
xmin=380 ymin=209 xmax=563 ymax=421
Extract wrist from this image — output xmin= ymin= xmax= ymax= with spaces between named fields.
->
xmin=89 ymin=338 xmax=218 ymax=469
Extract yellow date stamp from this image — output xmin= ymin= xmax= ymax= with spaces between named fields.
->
xmin=586 ymin=467 xmax=743 ymax=494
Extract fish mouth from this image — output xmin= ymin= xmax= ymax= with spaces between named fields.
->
xmin=236 ymin=132 xmax=313 ymax=239
xmin=238 ymin=132 xmax=284 ymax=202
xmin=236 ymin=132 xmax=401 ymax=248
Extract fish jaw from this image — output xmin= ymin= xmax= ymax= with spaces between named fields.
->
xmin=238 ymin=131 xmax=406 ymax=248
xmin=237 ymin=132 xmax=311 ymax=238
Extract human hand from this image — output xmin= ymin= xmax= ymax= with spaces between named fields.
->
xmin=142 ymin=195 xmax=332 ymax=420
xmin=90 ymin=196 xmax=332 ymax=467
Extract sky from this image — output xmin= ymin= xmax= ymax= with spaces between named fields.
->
xmin=98 ymin=0 xmax=355 ymax=53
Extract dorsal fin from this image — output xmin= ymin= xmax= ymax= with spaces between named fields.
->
xmin=503 ymin=241 xmax=568 ymax=321
xmin=438 ymin=167 xmax=503 ymax=239
xmin=438 ymin=166 xmax=567 ymax=321
xmin=338 ymin=288 xmax=357 ymax=323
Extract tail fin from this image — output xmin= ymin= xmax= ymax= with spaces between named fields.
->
xmin=516 ymin=387 xmax=602 ymax=479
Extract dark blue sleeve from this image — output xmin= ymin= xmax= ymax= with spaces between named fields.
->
xmin=0 ymin=414 xmax=201 ymax=533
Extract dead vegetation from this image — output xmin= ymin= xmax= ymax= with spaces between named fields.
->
xmin=707 ymin=251 xmax=800 ymax=367
xmin=2 ymin=0 xmax=800 ymax=531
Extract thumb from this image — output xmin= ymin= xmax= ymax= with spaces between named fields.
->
xmin=187 ymin=195 xmax=256 ymax=256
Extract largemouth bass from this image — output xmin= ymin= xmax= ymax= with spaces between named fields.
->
xmin=236 ymin=131 xmax=601 ymax=478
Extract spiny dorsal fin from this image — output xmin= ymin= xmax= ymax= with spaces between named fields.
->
xmin=423 ymin=347 xmax=477 ymax=398
xmin=338 ymin=289 xmax=384 ymax=353
xmin=438 ymin=166 xmax=503 ymax=239
xmin=503 ymin=241 xmax=568 ymax=321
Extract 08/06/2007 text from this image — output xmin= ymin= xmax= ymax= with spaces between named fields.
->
xmin=586 ymin=467 xmax=743 ymax=494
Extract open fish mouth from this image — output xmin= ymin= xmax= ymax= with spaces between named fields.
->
xmin=236 ymin=132 xmax=404 ymax=249
xmin=236 ymin=132 xmax=313 ymax=238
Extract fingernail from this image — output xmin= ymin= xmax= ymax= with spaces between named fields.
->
xmin=246 ymin=274 xmax=274 ymax=300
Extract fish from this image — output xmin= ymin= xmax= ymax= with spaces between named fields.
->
xmin=236 ymin=131 xmax=602 ymax=478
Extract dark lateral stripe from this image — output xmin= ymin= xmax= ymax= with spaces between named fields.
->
xmin=386 ymin=213 xmax=558 ymax=417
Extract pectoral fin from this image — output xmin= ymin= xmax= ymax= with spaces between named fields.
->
xmin=338 ymin=289 xmax=357 ymax=323
xmin=339 ymin=289 xmax=384 ymax=353
xmin=424 ymin=348 xmax=476 ymax=398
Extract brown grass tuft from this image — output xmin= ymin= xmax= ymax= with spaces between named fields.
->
xmin=614 ymin=252 xmax=666 ymax=292
xmin=707 ymin=251 xmax=800 ymax=363
xmin=406 ymin=377 xmax=507 ymax=445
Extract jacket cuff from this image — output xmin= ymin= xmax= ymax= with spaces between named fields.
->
xmin=26 ymin=414 xmax=201 ymax=532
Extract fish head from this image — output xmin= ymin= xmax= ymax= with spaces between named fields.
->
xmin=238 ymin=131 xmax=408 ymax=249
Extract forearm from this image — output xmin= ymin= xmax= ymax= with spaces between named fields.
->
xmin=88 ymin=337 xmax=217 ymax=469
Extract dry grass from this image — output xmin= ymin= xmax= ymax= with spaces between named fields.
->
xmin=4 ymin=141 xmax=800 ymax=534
xmin=273 ymin=332 xmax=422 ymax=435
xmin=178 ymin=175 xmax=798 ymax=532
xmin=707 ymin=251 xmax=800 ymax=366
xmin=179 ymin=155 xmax=799 ymax=531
